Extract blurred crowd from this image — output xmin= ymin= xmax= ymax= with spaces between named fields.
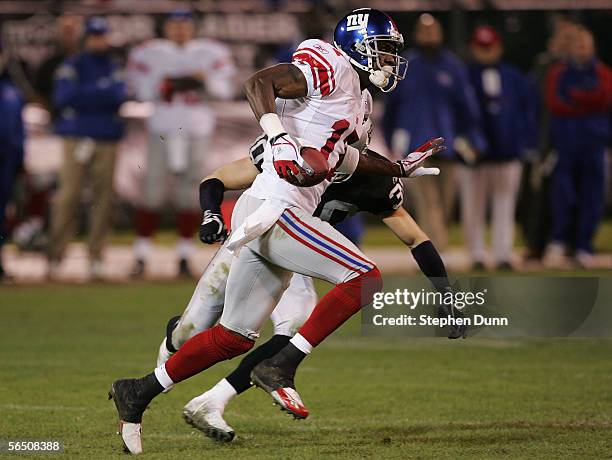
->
xmin=0 ymin=10 xmax=611 ymax=281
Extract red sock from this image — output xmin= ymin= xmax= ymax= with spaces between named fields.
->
xmin=177 ymin=211 xmax=201 ymax=238
xmin=135 ymin=209 xmax=160 ymax=237
xmin=164 ymin=324 xmax=253 ymax=383
xmin=298 ymin=267 xmax=382 ymax=347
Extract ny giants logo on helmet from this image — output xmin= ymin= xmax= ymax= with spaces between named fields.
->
xmin=346 ymin=13 xmax=369 ymax=31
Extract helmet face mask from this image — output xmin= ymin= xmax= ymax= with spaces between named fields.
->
xmin=354 ymin=36 xmax=407 ymax=79
xmin=334 ymin=9 xmax=407 ymax=92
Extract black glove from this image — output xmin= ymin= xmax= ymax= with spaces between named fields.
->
xmin=199 ymin=178 xmax=226 ymax=244
xmin=199 ymin=210 xmax=228 ymax=244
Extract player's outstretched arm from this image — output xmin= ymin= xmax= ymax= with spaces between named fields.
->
xmin=354 ymin=139 xmax=445 ymax=178
xmin=380 ymin=207 xmax=429 ymax=249
xmin=202 ymin=157 xmax=260 ymax=191
xmin=381 ymin=207 xmax=467 ymax=339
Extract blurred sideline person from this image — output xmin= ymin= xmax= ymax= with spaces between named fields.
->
xmin=383 ymin=13 xmax=486 ymax=250
xmin=519 ymin=17 xmax=578 ymax=260
xmin=34 ymin=14 xmax=83 ymax=111
xmin=127 ymin=10 xmax=236 ymax=278
xmin=47 ymin=17 xmax=126 ymax=279
xmin=0 ymin=40 xmax=25 ymax=281
xmin=544 ymin=27 xmax=612 ymax=268
xmin=460 ymin=26 xmax=535 ymax=270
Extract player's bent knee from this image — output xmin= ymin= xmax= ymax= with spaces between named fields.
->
xmin=216 ymin=325 xmax=254 ymax=358
xmin=360 ymin=267 xmax=383 ymax=302
xmin=337 ymin=266 xmax=383 ymax=313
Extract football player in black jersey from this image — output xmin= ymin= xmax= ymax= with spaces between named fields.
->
xmin=162 ymin=138 xmax=465 ymax=442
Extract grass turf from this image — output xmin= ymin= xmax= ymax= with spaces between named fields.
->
xmin=1 ymin=280 xmax=611 ymax=459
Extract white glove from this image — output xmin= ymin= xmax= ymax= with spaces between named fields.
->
xmin=396 ymin=137 xmax=445 ymax=178
xmin=408 ymin=166 xmax=440 ymax=177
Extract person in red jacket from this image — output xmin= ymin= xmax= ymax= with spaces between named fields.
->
xmin=544 ymin=27 xmax=612 ymax=268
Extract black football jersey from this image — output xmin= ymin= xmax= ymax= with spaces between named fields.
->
xmin=248 ymin=137 xmax=404 ymax=226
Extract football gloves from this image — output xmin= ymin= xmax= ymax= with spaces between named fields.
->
xmin=270 ymin=133 xmax=310 ymax=186
xmin=396 ymin=137 xmax=445 ymax=177
xmin=199 ymin=210 xmax=228 ymax=244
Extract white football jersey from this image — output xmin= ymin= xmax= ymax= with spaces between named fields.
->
xmin=127 ymin=38 xmax=236 ymax=137
xmin=247 ymin=39 xmax=371 ymax=213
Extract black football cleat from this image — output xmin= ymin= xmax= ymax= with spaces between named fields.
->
xmin=250 ymin=358 xmax=309 ymax=420
xmin=108 ymin=378 xmax=157 ymax=454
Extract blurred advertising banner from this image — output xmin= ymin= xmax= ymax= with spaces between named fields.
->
xmin=362 ymin=276 xmax=612 ymax=337
xmin=0 ymin=11 xmax=300 ymax=70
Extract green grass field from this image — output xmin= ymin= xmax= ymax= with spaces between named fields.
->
xmin=1 ymin=280 xmax=612 ymax=459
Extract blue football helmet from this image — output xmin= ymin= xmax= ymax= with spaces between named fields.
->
xmin=334 ymin=8 xmax=407 ymax=92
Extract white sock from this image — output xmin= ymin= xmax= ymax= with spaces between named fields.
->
xmin=134 ymin=237 xmax=152 ymax=261
xmin=177 ymin=238 xmax=193 ymax=260
xmin=206 ymin=378 xmax=237 ymax=410
xmin=154 ymin=364 xmax=175 ymax=390
xmin=290 ymin=333 xmax=313 ymax=354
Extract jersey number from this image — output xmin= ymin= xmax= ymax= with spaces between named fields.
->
xmin=388 ymin=178 xmax=404 ymax=209
xmin=321 ymin=119 xmax=350 ymax=159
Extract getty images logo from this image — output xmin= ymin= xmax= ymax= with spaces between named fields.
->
xmin=346 ymin=13 xmax=369 ymax=31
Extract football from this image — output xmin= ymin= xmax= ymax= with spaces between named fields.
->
xmin=299 ymin=146 xmax=329 ymax=187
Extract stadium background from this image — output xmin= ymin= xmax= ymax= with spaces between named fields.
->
xmin=1 ymin=1 xmax=611 ymax=458
xmin=0 ymin=0 xmax=611 ymax=281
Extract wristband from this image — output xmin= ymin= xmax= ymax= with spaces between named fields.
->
xmin=259 ymin=113 xmax=286 ymax=140
xmin=199 ymin=178 xmax=225 ymax=214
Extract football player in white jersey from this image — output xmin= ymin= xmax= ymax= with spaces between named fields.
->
xmin=110 ymin=9 xmax=445 ymax=454
xmin=127 ymin=10 xmax=236 ymax=277
xmin=161 ymin=133 xmax=466 ymax=442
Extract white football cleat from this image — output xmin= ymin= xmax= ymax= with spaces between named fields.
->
xmin=119 ymin=421 xmax=143 ymax=455
xmin=182 ymin=393 xmax=235 ymax=442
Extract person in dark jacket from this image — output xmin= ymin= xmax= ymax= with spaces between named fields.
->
xmin=47 ymin=16 xmax=126 ymax=280
xmin=0 ymin=41 xmax=25 ymax=281
xmin=34 ymin=14 xmax=82 ymax=112
xmin=383 ymin=13 xmax=486 ymax=249
xmin=544 ymin=27 xmax=612 ymax=268
xmin=459 ymin=26 xmax=536 ymax=270
xmin=519 ymin=17 xmax=578 ymax=261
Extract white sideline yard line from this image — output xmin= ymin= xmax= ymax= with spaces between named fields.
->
xmin=3 ymin=243 xmax=612 ymax=284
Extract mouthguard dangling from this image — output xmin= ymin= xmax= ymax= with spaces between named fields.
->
xmin=369 ymin=66 xmax=393 ymax=88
